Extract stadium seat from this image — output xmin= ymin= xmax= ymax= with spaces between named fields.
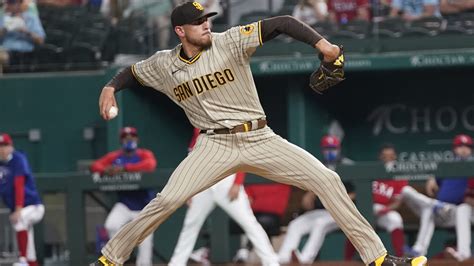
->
xmin=238 ymin=11 xmax=271 ymax=25
xmin=333 ymin=19 xmax=371 ymax=39
xmin=442 ymin=15 xmax=470 ymax=35
xmin=312 ymin=21 xmax=336 ymax=39
xmin=31 ymin=44 xmax=65 ymax=71
xmin=374 ymin=17 xmax=405 ymax=38
xmin=45 ymin=29 xmax=73 ymax=49
xmin=403 ymin=16 xmax=444 ymax=37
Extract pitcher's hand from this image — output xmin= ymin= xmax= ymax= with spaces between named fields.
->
xmin=99 ymin=86 xmax=118 ymax=120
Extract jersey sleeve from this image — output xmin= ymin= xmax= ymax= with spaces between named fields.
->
xmin=14 ymin=175 xmax=25 ymax=208
xmin=131 ymin=52 xmax=166 ymax=90
xmin=14 ymin=155 xmax=31 ymax=208
xmin=224 ymin=21 xmax=263 ymax=63
xmin=90 ymin=151 xmax=121 ymax=173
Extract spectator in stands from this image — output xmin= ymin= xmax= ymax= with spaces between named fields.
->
xmin=100 ymin=0 xmax=172 ymax=49
xmin=373 ymin=0 xmax=392 ymax=17
xmin=233 ymin=183 xmax=291 ymax=263
xmin=292 ymin=0 xmax=328 ymax=26
xmin=90 ymin=127 xmax=157 ymax=266
xmin=402 ymin=134 xmax=473 ymax=259
xmin=345 ymin=143 xmax=408 ymax=259
xmin=0 ymin=0 xmax=45 ymax=66
xmin=389 ymin=0 xmax=441 ymax=21
xmin=327 ymin=0 xmax=370 ymax=24
xmin=0 ymin=133 xmax=44 ymax=266
xmin=440 ymin=0 xmax=474 ymax=15
xmin=278 ymin=135 xmax=354 ymax=264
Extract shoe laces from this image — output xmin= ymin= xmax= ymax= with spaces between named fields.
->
xmin=385 ymin=254 xmax=411 ymax=263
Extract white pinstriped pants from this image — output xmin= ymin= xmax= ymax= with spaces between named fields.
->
xmin=102 ymin=127 xmax=386 ymax=265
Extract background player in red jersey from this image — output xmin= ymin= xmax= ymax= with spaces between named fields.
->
xmin=346 ymin=143 xmax=408 ymax=259
xmin=0 ymin=133 xmax=44 ymax=266
xmin=90 ymin=127 xmax=157 ymax=266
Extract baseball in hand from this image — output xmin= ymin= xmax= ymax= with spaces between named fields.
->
xmin=108 ymin=106 xmax=118 ymax=119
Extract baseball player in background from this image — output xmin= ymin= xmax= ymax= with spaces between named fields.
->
xmin=168 ymin=128 xmax=279 ymax=266
xmin=346 ymin=144 xmax=408 ymax=259
xmin=0 ymin=133 xmax=44 ymax=266
xmin=90 ymin=127 xmax=157 ymax=266
xmin=278 ymin=135 xmax=354 ymax=264
xmin=233 ymin=182 xmax=291 ymax=263
xmin=93 ymin=2 xmax=427 ymax=265
xmin=402 ymin=134 xmax=474 ymax=260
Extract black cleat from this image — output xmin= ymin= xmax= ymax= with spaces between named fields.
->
xmin=369 ymin=254 xmax=427 ymax=266
xmin=90 ymin=256 xmax=115 ymax=266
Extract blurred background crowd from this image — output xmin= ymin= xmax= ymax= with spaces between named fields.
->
xmin=0 ymin=0 xmax=473 ymax=72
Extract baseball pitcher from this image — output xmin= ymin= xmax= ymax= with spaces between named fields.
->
xmin=92 ymin=2 xmax=427 ymax=266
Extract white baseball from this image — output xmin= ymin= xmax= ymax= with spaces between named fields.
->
xmin=108 ymin=106 xmax=118 ymax=119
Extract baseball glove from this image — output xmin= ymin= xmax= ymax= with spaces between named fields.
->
xmin=309 ymin=46 xmax=345 ymax=94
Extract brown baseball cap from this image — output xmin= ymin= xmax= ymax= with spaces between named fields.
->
xmin=171 ymin=1 xmax=218 ymax=28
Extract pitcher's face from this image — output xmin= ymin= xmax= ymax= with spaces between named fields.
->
xmin=177 ymin=17 xmax=212 ymax=49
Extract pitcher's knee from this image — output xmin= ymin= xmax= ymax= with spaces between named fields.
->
xmin=323 ymin=170 xmax=343 ymax=186
xmin=147 ymin=194 xmax=184 ymax=213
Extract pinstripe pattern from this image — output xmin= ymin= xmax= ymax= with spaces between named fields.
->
xmin=102 ymin=21 xmax=387 ymax=265
xmin=132 ymin=22 xmax=265 ymax=130
xmin=102 ymin=129 xmax=386 ymax=265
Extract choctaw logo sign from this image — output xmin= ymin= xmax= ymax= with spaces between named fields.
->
xmin=368 ymin=104 xmax=474 ymax=136
xmin=91 ymin=172 xmax=142 ymax=191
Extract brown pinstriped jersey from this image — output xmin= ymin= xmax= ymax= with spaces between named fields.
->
xmin=132 ymin=21 xmax=266 ymax=130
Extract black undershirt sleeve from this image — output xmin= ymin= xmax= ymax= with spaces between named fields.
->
xmin=260 ymin=15 xmax=323 ymax=47
xmin=105 ymin=66 xmax=146 ymax=92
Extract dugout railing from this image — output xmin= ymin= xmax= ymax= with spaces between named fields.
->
xmin=30 ymin=160 xmax=474 ymax=265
